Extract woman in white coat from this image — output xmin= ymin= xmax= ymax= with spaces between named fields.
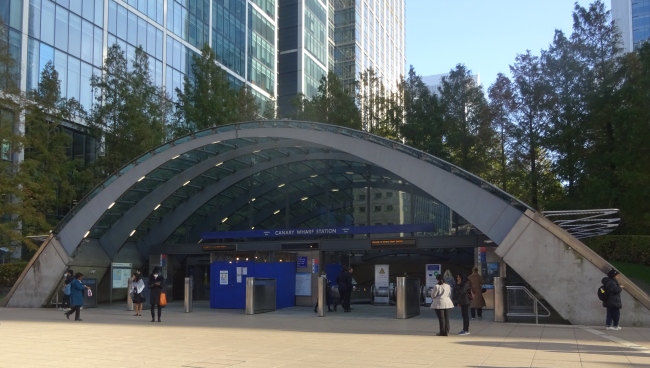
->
xmin=430 ymin=273 xmax=454 ymax=336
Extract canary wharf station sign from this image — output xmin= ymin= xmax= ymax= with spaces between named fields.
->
xmin=202 ymin=223 xmax=435 ymax=240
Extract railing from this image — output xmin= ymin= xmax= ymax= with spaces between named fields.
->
xmin=506 ymin=286 xmax=551 ymax=324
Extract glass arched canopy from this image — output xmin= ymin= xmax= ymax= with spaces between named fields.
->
xmin=55 ymin=121 xmax=532 ymax=256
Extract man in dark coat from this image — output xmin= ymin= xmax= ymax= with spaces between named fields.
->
xmin=602 ymin=269 xmax=624 ymax=330
xmin=149 ymin=267 xmax=165 ymax=323
xmin=62 ymin=269 xmax=74 ymax=309
xmin=336 ymin=266 xmax=354 ymax=312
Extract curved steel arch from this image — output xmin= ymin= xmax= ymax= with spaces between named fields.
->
xmin=56 ymin=120 xmax=530 ymax=257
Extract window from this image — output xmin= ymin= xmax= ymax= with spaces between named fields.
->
xmin=358 ymin=194 xmax=366 ymax=201
xmin=358 ymin=206 xmax=366 ymax=213
xmin=374 ymin=205 xmax=381 ymax=212
xmin=386 ymin=191 xmax=393 ymax=198
xmin=386 ymin=205 xmax=393 ymax=211
xmin=374 ymin=192 xmax=381 ymax=199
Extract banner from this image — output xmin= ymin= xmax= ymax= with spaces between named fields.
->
xmin=374 ymin=264 xmax=389 ymax=305
xmin=202 ymin=223 xmax=435 ymax=240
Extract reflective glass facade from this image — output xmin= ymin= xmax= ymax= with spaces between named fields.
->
xmin=632 ymin=0 xmax=650 ymax=49
xmin=612 ymin=0 xmax=650 ymax=51
xmin=4 ymin=0 xmax=278 ymax=113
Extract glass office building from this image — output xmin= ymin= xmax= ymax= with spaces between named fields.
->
xmin=333 ymin=0 xmax=405 ymax=93
xmin=612 ymin=0 xmax=650 ymax=52
xmin=1 ymin=0 xmax=278 ymax=116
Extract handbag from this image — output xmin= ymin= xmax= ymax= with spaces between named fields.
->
xmin=86 ymin=288 xmax=93 ymax=297
xmin=159 ymin=292 xmax=167 ymax=307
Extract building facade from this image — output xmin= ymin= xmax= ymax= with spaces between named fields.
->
xmin=422 ymin=73 xmax=481 ymax=97
xmin=1 ymin=0 xmax=278 ymax=116
xmin=611 ymin=0 xmax=650 ymax=52
xmin=333 ymin=0 xmax=405 ymax=93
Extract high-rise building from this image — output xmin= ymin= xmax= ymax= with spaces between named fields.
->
xmin=333 ymin=0 xmax=406 ymax=93
xmin=1 ymin=0 xmax=278 ymax=117
xmin=277 ymin=0 xmax=332 ymax=113
xmin=611 ymin=0 xmax=650 ymax=52
xmin=422 ymin=73 xmax=481 ymax=97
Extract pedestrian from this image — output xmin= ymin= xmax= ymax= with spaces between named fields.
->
xmin=430 ymin=274 xmax=454 ymax=336
xmin=314 ymin=272 xmax=333 ymax=313
xmin=454 ymin=272 xmax=471 ymax=335
xmin=131 ymin=273 xmax=145 ymax=316
xmin=468 ymin=266 xmax=486 ymax=320
xmin=443 ymin=269 xmax=455 ymax=296
xmin=62 ymin=269 xmax=74 ymax=310
xmin=336 ymin=266 xmax=354 ymax=312
xmin=602 ymin=269 xmax=624 ymax=331
xmin=149 ymin=267 xmax=165 ymax=323
xmin=64 ymin=273 xmax=90 ymax=321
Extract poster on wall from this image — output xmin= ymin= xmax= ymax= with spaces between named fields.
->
xmin=374 ymin=264 xmax=389 ymax=305
xmin=295 ymin=273 xmax=312 ymax=296
xmin=297 ymin=256 xmax=308 ymax=268
xmin=220 ymin=270 xmax=228 ymax=285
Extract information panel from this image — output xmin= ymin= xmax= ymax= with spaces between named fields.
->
xmin=111 ymin=263 xmax=132 ymax=289
xmin=295 ymin=273 xmax=312 ymax=296
xmin=374 ymin=264 xmax=389 ymax=305
xmin=425 ymin=264 xmax=441 ymax=304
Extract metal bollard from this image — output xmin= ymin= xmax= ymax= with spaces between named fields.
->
xmin=317 ymin=276 xmax=327 ymax=317
xmin=127 ymin=278 xmax=134 ymax=311
xmin=184 ymin=277 xmax=193 ymax=313
xmin=494 ymin=277 xmax=505 ymax=322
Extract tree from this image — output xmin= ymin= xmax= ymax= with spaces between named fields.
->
xmin=234 ymin=85 xmax=260 ymax=122
xmin=294 ymin=72 xmax=362 ymax=129
xmin=89 ymin=44 xmax=171 ymax=175
xmin=399 ymin=66 xmax=446 ymax=158
xmin=438 ymin=64 xmax=494 ymax=177
xmin=174 ymin=44 xmax=237 ymax=136
xmin=487 ymin=73 xmax=516 ymax=192
xmin=262 ymin=96 xmax=277 ymax=119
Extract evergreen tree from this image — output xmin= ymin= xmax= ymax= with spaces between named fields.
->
xmin=399 ymin=66 xmax=446 ymax=158
xmin=234 ymin=85 xmax=260 ymax=122
xmin=262 ymin=96 xmax=277 ymax=119
xmin=487 ymin=73 xmax=516 ymax=192
xmin=174 ymin=45 xmax=237 ymax=135
xmin=295 ymin=72 xmax=362 ymax=129
xmin=438 ymin=64 xmax=494 ymax=176
xmin=89 ymin=44 xmax=171 ymax=175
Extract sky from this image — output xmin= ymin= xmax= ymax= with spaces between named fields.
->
xmin=405 ymin=0 xmax=600 ymax=88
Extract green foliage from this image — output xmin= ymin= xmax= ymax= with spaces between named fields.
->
xmin=292 ymin=72 xmax=361 ymax=129
xmin=0 ymin=261 xmax=28 ymax=288
xmin=89 ymin=44 xmax=171 ymax=175
xmin=585 ymin=236 xmax=650 ymax=266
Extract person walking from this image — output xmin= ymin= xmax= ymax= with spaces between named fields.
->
xmin=131 ymin=273 xmax=145 ymax=316
xmin=454 ymin=272 xmax=472 ymax=335
xmin=64 ymin=273 xmax=90 ymax=321
xmin=62 ymin=269 xmax=74 ymax=310
xmin=468 ymin=267 xmax=486 ymax=320
xmin=602 ymin=269 xmax=624 ymax=330
xmin=430 ymin=274 xmax=454 ymax=336
xmin=149 ymin=267 xmax=165 ymax=323
xmin=336 ymin=266 xmax=354 ymax=312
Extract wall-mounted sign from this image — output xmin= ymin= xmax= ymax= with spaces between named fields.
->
xmin=202 ymin=244 xmax=237 ymax=252
xmin=297 ymin=256 xmax=308 ymax=268
xmin=219 ymin=270 xmax=228 ymax=285
xmin=203 ymin=223 xmax=435 ymax=239
xmin=374 ymin=265 xmax=389 ymax=304
xmin=295 ymin=273 xmax=311 ymax=296
xmin=370 ymin=238 xmax=417 ymax=248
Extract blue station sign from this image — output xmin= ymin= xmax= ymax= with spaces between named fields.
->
xmin=202 ymin=223 xmax=435 ymax=240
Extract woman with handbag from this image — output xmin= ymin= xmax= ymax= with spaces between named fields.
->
xmin=430 ymin=274 xmax=454 ymax=336
xmin=131 ymin=273 xmax=145 ymax=316
xmin=65 ymin=273 xmax=90 ymax=321
xmin=148 ymin=267 xmax=165 ymax=323
xmin=468 ymin=267 xmax=486 ymax=320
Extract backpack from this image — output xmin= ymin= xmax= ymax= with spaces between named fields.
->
xmin=597 ymin=285 xmax=609 ymax=302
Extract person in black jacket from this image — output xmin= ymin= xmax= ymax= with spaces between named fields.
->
xmin=149 ymin=267 xmax=165 ymax=323
xmin=62 ymin=269 xmax=74 ymax=310
xmin=454 ymin=272 xmax=471 ymax=335
xmin=336 ymin=266 xmax=354 ymax=312
xmin=602 ymin=269 xmax=624 ymax=331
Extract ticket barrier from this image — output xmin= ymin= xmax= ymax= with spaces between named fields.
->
xmin=396 ymin=277 xmax=420 ymax=319
xmin=245 ymin=277 xmax=276 ymax=315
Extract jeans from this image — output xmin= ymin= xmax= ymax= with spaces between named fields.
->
xmin=434 ymin=309 xmax=450 ymax=335
xmin=471 ymin=308 xmax=482 ymax=318
xmin=606 ymin=307 xmax=620 ymax=327
xmin=460 ymin=305 xmax=470 ymax=332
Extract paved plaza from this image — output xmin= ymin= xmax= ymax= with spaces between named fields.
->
xmin=0 ymin=302 xmax=649 ymax=368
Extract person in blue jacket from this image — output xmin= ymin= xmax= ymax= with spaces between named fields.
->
xmin=64 ymin=273 xmax=90 ymax=321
